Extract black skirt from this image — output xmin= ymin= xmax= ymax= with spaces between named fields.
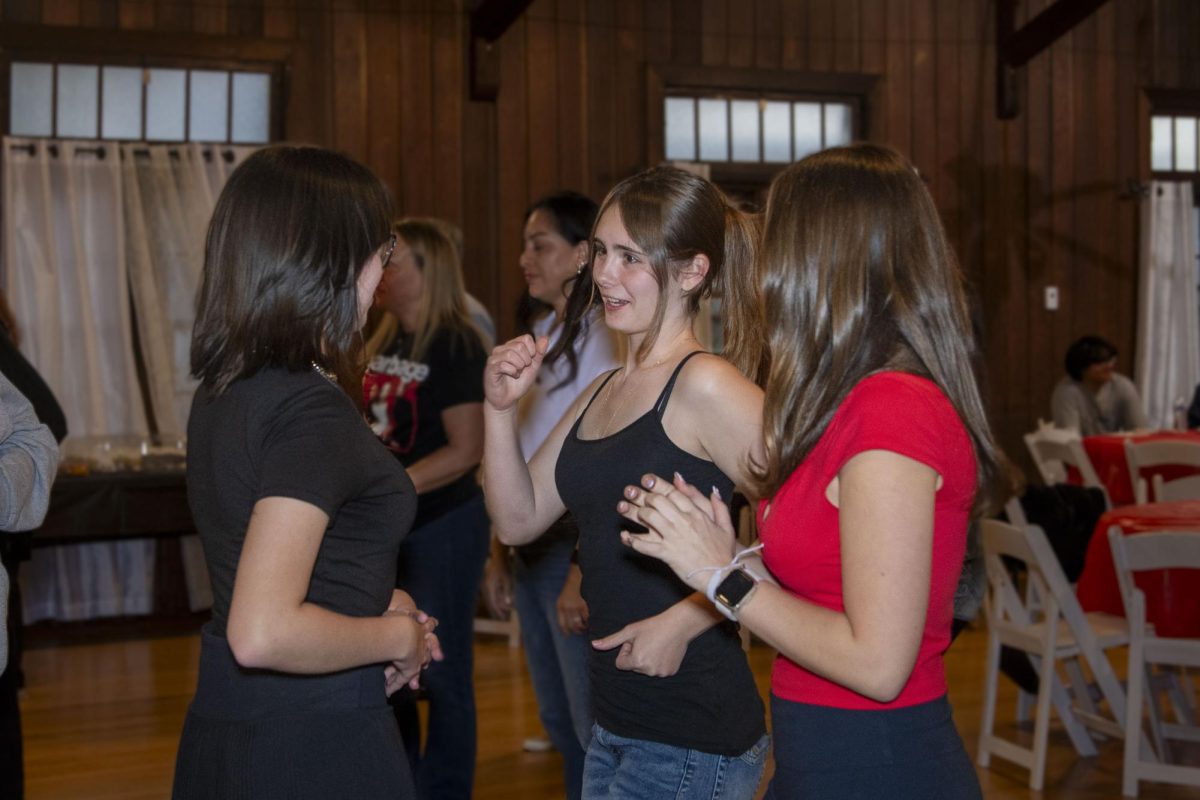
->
xmin=172 ymin=624 xmax=415 ymax=800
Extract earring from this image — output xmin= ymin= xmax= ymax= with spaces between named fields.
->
xmin=576 ymin=262 xmax=586 ymax=275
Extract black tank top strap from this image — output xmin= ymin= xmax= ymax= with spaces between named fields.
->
xmin=579 ymin=368 xmax=621 ymax=419
xmin=653 ymin=351 xmax=707 ymax=418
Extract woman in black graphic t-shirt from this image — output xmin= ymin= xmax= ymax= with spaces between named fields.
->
xmin=363 ymin=218 xmax=490 ymax=800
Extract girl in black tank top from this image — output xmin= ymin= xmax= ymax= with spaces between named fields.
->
xmin=482 ymin=167 xmax=768 ymax=799
xmin=556 ymin=353 xmax=764 ymax=755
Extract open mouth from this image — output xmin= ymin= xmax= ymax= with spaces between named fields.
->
xmin=602 ymin=295 xmax=629 ymax=311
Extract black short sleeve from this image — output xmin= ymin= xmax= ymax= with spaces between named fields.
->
xmin=428 ymin=329 xmax=486 ymax=412
xmin=257 ymin=382 xmax=370 ymax=517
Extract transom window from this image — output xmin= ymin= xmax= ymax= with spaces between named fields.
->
xmin=664 ymin=95 xmax=855 ymax=164
xmin=1152 ymin=113 xmax=1200 ymax=174
xmin=10 ymin=60 xmax=272 ymax=144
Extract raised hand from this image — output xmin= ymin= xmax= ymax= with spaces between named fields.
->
xmin=616 ymin=472 xmax=738 ymax=591
xmin=484 ymin=334 xmax=549 ymax=412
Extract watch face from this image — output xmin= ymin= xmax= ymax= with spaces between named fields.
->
xmin=715 ymin=568 xmax=756 ymax=608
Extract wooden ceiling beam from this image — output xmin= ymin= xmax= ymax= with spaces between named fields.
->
xmin=468 ymin=0 xmax=536 ymax=102
xmin=996 ymin=0 xmax=1113 ymax=119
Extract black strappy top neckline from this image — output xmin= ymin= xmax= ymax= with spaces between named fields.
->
xmin=572 ymin=351 xmax=705 ymax=443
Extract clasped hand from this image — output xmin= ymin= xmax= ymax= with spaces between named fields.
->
xmin=615 ymin=472 xmax=738 ymax=593
xmin=383 ymin=589 xmax=444 ymax=696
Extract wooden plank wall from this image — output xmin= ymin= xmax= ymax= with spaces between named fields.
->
xmin=3 ymin=0 xmax=1200 ymax=463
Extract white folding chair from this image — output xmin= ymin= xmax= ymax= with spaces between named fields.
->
xmin=1124 ymin=439 xmax=1200 ymax=504
xmin=474 ymin=609 xmax=521 ymax=647
xmin=1024 ymin=422 xmax=1110 ymax=508
xmin=1153 ymin=474 xmax=1200 ymax=502
xmin=977 ymin=519 xmax=1130 ymax=790
xmin=1108 ymin=527 xmax=1200 ymax=796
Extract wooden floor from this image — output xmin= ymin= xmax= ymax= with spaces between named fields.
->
xmin=15 ymin=620 xmax=1199 ymax=799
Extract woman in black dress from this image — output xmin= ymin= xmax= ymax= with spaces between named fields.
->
xmin=173 ymin=145 xmax=438 ymax=800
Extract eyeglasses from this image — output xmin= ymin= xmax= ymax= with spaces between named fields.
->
xmin=379 ymin=233 xmax=397 ymax=268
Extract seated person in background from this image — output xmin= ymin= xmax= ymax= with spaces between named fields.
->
xmin=1051 ymin=335 xmax=1147 ymax=435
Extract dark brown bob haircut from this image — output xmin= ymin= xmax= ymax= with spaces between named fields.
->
xmin=753 ymin=143 xmax=1001 ymax=513
xmin=190 ymin=145 xmax=392 ymax=393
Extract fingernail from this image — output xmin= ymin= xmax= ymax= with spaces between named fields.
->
xmin=712 ymin=486 xmax=721 ymax=500
xmin=625 ymin=486 xmax=637 ymax=498
xmin=617 ymin=501 xmax=628 ymax=512
xmin=644 ymin=476 xmax=655 ymax=488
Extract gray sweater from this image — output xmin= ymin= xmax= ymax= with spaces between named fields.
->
xmin=1051 ymin=373 xmax=1148 ymax=436
xmin=0 ymin=371 xmax=59 ymax=670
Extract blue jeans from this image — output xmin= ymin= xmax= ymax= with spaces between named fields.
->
xmin=582 ymin=724 xmax=768 ymax=800
xmin=513 ymin=529 xmax=592 ymax=800
xmin=392 ymin=495 xmax=491 ymax=800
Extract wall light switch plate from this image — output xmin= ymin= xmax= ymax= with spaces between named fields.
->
xmin=1044 ymin=286 xmax=1059 ymax=310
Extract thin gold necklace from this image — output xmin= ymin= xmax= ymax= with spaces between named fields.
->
xmin=599 ymin=352 xmax=675 ymax=437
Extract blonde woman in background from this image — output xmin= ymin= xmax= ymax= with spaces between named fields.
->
xmin=364 ymin=218 xmax=490 ymax=800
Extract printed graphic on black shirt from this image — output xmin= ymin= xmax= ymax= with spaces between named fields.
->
xmin=364 ymin=353 xmax=428 ymax=455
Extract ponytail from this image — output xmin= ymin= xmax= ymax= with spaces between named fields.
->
xmin=718 ymin=206 xmax=767 ymax=386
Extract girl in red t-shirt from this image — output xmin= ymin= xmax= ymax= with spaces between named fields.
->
xmin=618 ymin=144 xmax=1001 ymax=799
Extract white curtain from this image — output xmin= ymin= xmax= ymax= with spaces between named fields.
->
xmin=1136 ymin=181 xmax=1200 ymax=429
xmin=3 ymin=137 xmax=255 ymax=621
xmin=4 ymin=138 xmax=146 ymax=436
xmin=123 ymin=142 xmax=256 ymax=435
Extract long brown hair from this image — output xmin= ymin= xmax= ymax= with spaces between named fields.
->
xmin=365 ymin=217 xmax=484 ymax=363
xmin=753 ymin=144 xmax=1000 ymax=510
xmin=190 ymin=145 xmax=392 ymax=394
xmin=582 ymin=166 xmax=765 ymax=380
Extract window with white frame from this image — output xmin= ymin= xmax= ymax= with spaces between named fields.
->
xmin=664 ymin=95 xmax=855 ymax=164
xmin=9 ymin=60 xmax=272 ymax=143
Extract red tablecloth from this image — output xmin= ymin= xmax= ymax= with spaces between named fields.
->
xmin=1076 ymin=500 xmax=1200 ymax=638
xmin=1081 ymin=430 xmax=1200 ymax=506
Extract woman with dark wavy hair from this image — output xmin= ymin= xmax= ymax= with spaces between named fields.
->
xmin=620 ymin=144 xmax=995 ymax=798
xmin=481 ymin=190 xmax=618 ymax=799
xmin=176 ymin=145 xmax=438 ymax=800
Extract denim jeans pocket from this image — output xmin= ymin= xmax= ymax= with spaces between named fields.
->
xmin=737 ymin=733 xmax=771 ymax=766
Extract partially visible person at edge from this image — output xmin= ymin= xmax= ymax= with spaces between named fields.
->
xmin=481 ymin=191 xmax=619 ymax=799
xmin=1051 ymin=335 xmax=1147 ymax=435
xmin=483 ymin=166 xmax=770 ymax=800
xmin=174 ymin=145 xmax=440 ymax=800
xmin=363 ymin=217 xmax=490 ymax=800
xmin=618 ymin=144 xmax=996 ymax=799
xmin=0 ymin=292 xmax=67 ymax=800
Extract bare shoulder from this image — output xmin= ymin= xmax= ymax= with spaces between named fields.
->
xmin=671 ymin=354 xmax=763 ymax=434
xmin=675 ymin=352 xmax=761 ymax=405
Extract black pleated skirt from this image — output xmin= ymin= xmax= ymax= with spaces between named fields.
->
xmin=172 ymin=624 xmax=415 ymax=800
